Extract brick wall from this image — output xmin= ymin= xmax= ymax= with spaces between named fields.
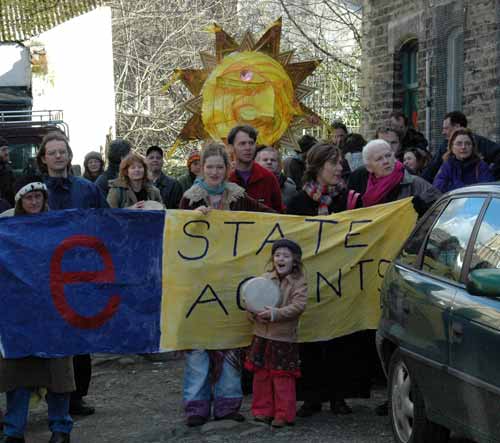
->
xmin=462 ymin=0 xmax=498 ymax=141
xmin=360 ymin=0 xmax=427 ymax=139
xmin=360 ymin=0 xmax=499 ymax=147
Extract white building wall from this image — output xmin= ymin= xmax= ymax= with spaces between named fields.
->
xmin=32 ymin=6 xmax=115 ymax=168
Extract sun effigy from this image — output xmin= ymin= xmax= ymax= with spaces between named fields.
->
xmin=166 ymin=18 xmax=323 ymax=153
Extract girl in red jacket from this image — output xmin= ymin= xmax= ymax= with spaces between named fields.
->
xmin=245 ymin=239 xmax=308 ymax=428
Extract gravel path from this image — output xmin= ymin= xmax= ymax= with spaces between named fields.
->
xmin=0 ymin=354 xmax=473 ymax=442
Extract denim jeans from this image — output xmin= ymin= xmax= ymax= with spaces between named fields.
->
xmin=4 ymin=388 xmax=72 ymax=438
xmin=183 ymin=350 xmax=242 ymax=419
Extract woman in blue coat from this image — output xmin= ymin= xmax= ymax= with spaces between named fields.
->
xmin=433 ymin=128 xmax=495 ymax=193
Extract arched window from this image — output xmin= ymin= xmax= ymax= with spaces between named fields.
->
xmin=447 ymin=27 xmax=464 ymax=111
xmin=400 ymin=39 xmax=419 ymax=127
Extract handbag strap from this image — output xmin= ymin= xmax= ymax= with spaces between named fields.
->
xmin=347 ymin=189 xmax=360 ymax=210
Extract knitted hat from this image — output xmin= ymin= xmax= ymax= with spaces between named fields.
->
xmin=84 ymin=151 xmax=103 ymax=167
xmin=271 ymin=238 xmax=302 ymax=258
xmin=187 ymin=149 xmax=201 ymax=168
xmin=14 ymin=175 xmax=47 ymax=202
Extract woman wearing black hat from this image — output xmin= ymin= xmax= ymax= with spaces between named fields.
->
xmin=287 ymin=143 xmax=366 ymax=418
xmin=0 ymin=176 xmax=74 ymax=443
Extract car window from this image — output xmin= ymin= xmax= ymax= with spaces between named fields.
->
xmin=398 ymin=201 xmax=447 ymax=268
xmin=470 ymin=198 xmax=500 ymax=271
xmin=422 ymin=197 xmax=484 ymax=282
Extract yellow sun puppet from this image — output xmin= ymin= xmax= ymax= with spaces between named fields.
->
xmin=164 ymin=18 xmax=323 ymax=155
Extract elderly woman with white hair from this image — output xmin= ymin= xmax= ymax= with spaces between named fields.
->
xmin=348 ymin=139 xmax=440 ymax=215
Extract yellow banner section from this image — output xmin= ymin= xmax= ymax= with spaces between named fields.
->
xmin=161 ymin=198 xmax=417 ymax=350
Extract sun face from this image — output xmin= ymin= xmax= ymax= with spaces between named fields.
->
xmin=168 ymin=18 xmax=322 ymax=151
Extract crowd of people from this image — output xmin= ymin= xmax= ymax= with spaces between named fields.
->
xmin=0 ymin=108 xmax=499 ymax=441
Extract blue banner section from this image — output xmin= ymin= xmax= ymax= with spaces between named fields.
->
xmin=0 ymin=209 xmax=164 ymax=358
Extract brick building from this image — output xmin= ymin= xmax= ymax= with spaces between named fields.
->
xmin=359 ymin=0 xmax=500 ymax=150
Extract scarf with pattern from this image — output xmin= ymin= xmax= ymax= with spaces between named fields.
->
xmin=303 ymin=181 xmax=342 ymax=215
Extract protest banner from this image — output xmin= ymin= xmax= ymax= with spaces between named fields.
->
xmin=0 ymin=208 xmax=164 ymax=358
xmin=0 ymin=199 xmax=417 ymax=357
xmin=161 ymin=198 xmax=417 ymax=350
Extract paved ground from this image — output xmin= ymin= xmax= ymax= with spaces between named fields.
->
xmin=0 ymin=354 xmax=474 ymax=442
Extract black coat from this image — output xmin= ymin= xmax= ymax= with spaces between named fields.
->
xmin=95 ymin=165 xmax=119 ymax=198
xmin=287 ymin=188 xmax=358 ymax=216
xmin=288 ymin=187 xmax=376 ymax=403
xmin=153 ymin=172 xmax=183 ymax=209
xmin=0 ymin=163 xmax=15 ymax=205
xmin=285 ymin=155 xmax=305 ymax=189
xmin=0 ymin=198 xmax=10 ymax=214
xmin=346 ymin=165 xmax=369 ymax=195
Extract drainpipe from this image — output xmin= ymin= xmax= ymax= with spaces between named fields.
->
xmin=425 ymin=53 xmax=432 ymax=148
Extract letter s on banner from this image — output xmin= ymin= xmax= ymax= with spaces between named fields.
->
xmin=50 ymin=235 xmax=120 ymax=329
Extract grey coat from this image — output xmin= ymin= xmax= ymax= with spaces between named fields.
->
xmin=396 ymin=170 xmax=442 ymax=204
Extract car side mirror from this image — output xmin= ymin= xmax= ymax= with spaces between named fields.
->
xmin=466 ymin=269 xmax=500 ymax=298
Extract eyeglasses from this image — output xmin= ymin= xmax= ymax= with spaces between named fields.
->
xmin=45 ymin=149 xmax=68 ymax=157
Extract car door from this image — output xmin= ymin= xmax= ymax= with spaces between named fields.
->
xmin=384 ymin=199 xmax=453 ymax=417
xmin=448 ymin=196 xmax=500 ymax=441
xmin=404 ymin=196 xmax=485 ymax=421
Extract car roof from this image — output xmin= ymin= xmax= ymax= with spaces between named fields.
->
xmin=446 ymin=182 xmax=500 ymax=196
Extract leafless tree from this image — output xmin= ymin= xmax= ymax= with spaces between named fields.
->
xmin=110 ymin=0 xmax=361 ymax=171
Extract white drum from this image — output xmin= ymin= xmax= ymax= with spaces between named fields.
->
xmin=241 ymin=277 xmax=281 ymax=313
xmin=141 ymin=200 xmax=165 ymax=210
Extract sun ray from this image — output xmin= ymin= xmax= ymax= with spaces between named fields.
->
xmin=254 ymin=18 xmax=282 ymax=57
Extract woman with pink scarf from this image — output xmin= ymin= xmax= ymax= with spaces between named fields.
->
xmin=351 ymin=139 xmax=440 ymax=214
xmin=349 ymin=138 xmax=440 ymax=416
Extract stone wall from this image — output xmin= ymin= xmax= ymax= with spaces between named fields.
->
xmin=360 ymin=0 xmax=499 ymax=148
xmin=462 ymin=0 xmax=498 ymax=141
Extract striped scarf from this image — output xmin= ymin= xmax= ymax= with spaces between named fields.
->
xmin=302 ymin=181 xmax=341 ymax=215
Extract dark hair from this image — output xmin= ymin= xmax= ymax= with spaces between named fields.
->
xmin=444 ymin=128 xmax=478 ymax=161
xmin=331 ymin=120 xmax=348 ymax=133
xmin=444 ymin=111 xmax=467 ymax=128
xmin=107 ymin=138 xmax=132 ymax=164
xmin=303 ymin=143 xmax=342 ymax=183
xmin=403 ymin=148 xmax=431 ymax=173
xmin=390 ymin=111 xmax=408 ymax=127
xmin=201 ymin=143 xmax=230 ymax=171
xmin=267 ymin=239 xmax=304 ymax=277
xmin=146 ymin=145 xmax=163 ymax=157
xmin=36 ymin=131 xmax=73 ymax=174
xmin=374 ymin=126 xmax=400 ymax=140
xmin=342 ymin=133 xmax=367 ymax=154
xmin=119 ymin=152 xmax=150 ymax=187
xmin=297 ymin=134 xmax=318 ymax=154
xmin=0 ymin=136 xmax=8 ymax=147
xmin=227 ymin=125 xmax=258 ymax=145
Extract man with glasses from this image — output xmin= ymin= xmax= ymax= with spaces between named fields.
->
xmin=36 ymin=131 xmax=108 ymax=419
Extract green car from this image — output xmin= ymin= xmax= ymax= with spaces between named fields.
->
xmin=377 ymin=184 xmax=500 ymax=443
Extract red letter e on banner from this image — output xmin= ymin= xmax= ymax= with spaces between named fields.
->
xmin=50 ymin=235 xmax=120 ymax=329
